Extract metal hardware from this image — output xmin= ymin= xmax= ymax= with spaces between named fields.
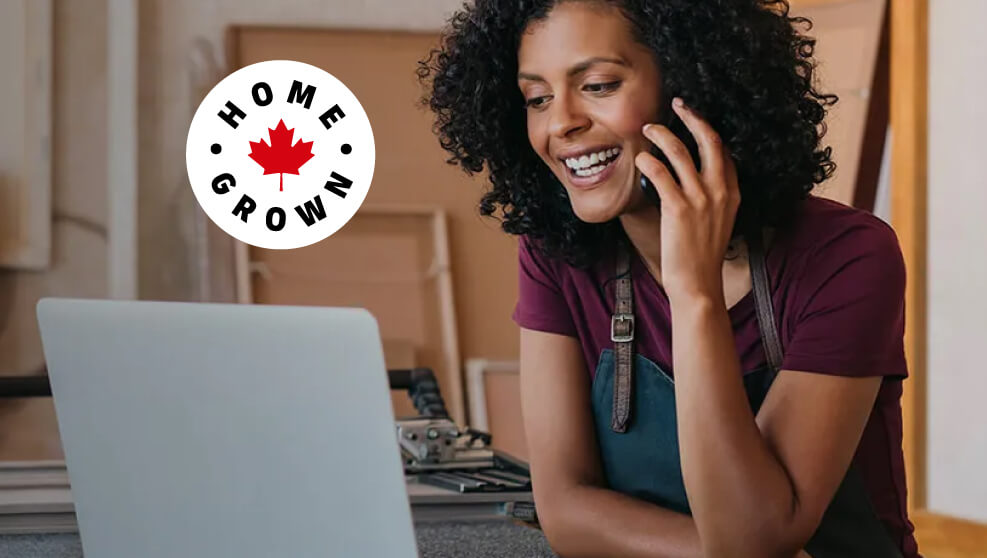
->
xmin=610 ymin=313 xmax=635 ymax=343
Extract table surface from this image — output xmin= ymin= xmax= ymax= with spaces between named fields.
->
xmin=0 ymin=520 xmax=557 ymax=558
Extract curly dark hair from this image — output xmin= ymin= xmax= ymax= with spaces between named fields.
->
xmin=417 ymin=0 xmax=838 ymax=268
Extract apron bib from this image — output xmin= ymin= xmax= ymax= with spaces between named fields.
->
xmin=590 ymin=228 xmax=903 ymax=558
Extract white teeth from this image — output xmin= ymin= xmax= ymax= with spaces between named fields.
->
xmin=565 ymin=147 xmax=621 ymax=170
xmin=575 ymin=164 xmax=608 ymax=177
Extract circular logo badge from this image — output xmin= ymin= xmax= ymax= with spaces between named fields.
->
xmin=186 ymin=60 xmax=375 ymax=249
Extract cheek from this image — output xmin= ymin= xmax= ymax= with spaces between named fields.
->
xmin=608 ymin=83 xmax=662 ymax=136
xmin=601 ymin=103 xmax=654 ymax=138
xmin=526 ymin=118 xmax=548 ymax=158
xmin=526 ymin=119 xmax=537 ymax=148
xmin=573 ymin=103 xmax=646 ymax=152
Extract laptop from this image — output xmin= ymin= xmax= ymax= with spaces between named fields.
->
xmin=36 ymin=298 xmax=418 ymax=558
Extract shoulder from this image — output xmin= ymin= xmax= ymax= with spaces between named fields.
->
xmin=518 ymin=234 xmax=606 ymax=286
xmin=775 ymin=197 xmax=909 ymax=378
xmin=775 ymin=196 xmax=906 ymax=334
xmin=785 ymin=195 xmax=902 ymax=252
xmin=518 ymin=235 xmax=564 ymax=280
xmin=514 ymin=235 xmax=587 ymax=337
xmin=780 ymin=196 xmax=904 ymax=281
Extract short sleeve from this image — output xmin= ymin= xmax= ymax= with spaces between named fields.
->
xmin=780 ymin=220 xmax=908 ymax=379
xmin=511 ymin=235 xmax=578 ymax=337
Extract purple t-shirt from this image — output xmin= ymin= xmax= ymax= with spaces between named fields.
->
xmin=512 ymin=195 xmax=919 ymax=557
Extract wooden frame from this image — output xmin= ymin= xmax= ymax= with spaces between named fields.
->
xmin=465 ymin=358 xmax=527 ymax=460
xmin=465 ymin=359 xmax=520 ymax=432
xmin=234 ymin=205 xmax=467 ymax=426
xmin=107 ymin=0 xmax=138 ymax=299
xmin=792 ymin=0 xmax=857 ymax=6
xmin=890 ymin=0 xmax=927 ymax=518
xmin=0 ymin=0 xmax=52 ymax=270
xmin=890 ymin=0 xmax=987 ymax=553
xmin=0 ymin=461 xmax=74 ymax=534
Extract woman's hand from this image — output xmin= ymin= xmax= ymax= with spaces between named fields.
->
xmin=633 ymin=97 xmax=741 ymax=305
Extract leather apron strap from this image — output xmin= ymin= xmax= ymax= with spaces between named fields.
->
xmin=610 ymin=227 xmax=782 ymax=433
xmin=610 ymin=240 xmax=634 ymax=433
xmin=746 ymin=227 xmax=784 ymax=372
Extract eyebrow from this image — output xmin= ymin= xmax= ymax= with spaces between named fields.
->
xmin=517 ymin=56 xmax=628 ymax=82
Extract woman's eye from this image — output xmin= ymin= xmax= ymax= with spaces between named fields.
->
xmin=525 ymin=96 xmax=550 ymax=109
xmin=523 ymin=82 xmax=619 ymax=110
xmin=585 ymin=81 xmax=621 ymax=93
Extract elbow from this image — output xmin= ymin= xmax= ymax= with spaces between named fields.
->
xmin=703 ymin=533 xmax=805 ymax=558
xmin=709 ymin=542 xmax=804 ymax=558
xmin=532 ymin=487 xmax=591 ymax=558
xmin=699 ymin=502 xmax=812 ymax=558
xmin=537 ymin=501 xmax=579 ymax=557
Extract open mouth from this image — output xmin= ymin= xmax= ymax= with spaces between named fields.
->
xmin=562 ymin=147 xmax=622 ymax=186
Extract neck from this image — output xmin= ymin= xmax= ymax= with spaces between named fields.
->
xmin=618 ymin=205 xmax=663 ymax=279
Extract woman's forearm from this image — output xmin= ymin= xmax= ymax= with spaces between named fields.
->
xmin=540 ymin=483 xmax=812 ymax=558
xmin=670 ymin=296 xmax=800 ymax=557
xmin=542 ymin=484 xmax=702 ymax=558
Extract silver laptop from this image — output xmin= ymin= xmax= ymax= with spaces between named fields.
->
xmin=36 ymin=298 xmax=418 ymax=558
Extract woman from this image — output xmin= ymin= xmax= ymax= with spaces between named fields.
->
xmin=418 ymin=1 xmax=918 ymax=557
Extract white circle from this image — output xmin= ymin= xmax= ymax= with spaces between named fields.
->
xmin=186 ymin=60 xmax=375 ymax=249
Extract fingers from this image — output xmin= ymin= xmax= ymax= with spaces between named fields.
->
xmin=670 ymin=98 xmax=739 ymax=205
xmin=634 ymin=150 xmax=685 ymax=210
xmin=638 ymin=99 xmax=741 ymax=214
xmin=641 ymin=123 xmax=705 ymax=204
xmin=671 ymin=98 xmax=725 ymax=185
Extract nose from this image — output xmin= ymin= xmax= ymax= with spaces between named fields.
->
xmin=547 ymin=92 xmax=590 ymax=139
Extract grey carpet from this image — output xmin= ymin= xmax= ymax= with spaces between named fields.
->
xmin=0 ymin=520 xmax=557 ymax=557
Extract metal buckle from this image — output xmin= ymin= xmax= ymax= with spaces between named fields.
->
xmin=610 ymin=313 xmax=635 ymax=343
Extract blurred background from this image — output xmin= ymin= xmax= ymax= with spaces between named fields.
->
xmin=0 ymin=0 xmax=982 ymax=555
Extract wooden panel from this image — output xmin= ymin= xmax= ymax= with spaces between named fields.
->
xmin=0 ymin=0 xmax=52 ymax=269
xmin=886 ymin=0 xmax=987 ymax=552
xmin=791 ymin=0 xmax=858 ymax=6
xmin=228 ymin=27 xmax=521 ymax=409
xmin=911 ymin=511 xmax=987 ymax=558
xmin=484 ymin=370 xmax=527 ymax=460
xmin=383 ymin=338 xmax=418 ymax=418
xmin=466 ymin=360 xmax=527 ymax=460
xmin=890 ymin=0 xmax=987 ymax=545
xmin=790 ymin=0 xmax=887 ymax=206
xmin=0 ymin=399 xmax=63 ymax=462
xmin=853 ymin=7 xmax=889 ymax=212
xmin=248 ymin=209 xmax=464 ymax=422
xmin=0 ymin=224 xmax=108 ymax=376
xmin=0 ymin=0 xmax=110 ymax=465
xmin=889 ymin=0 xmax=928 ymax=513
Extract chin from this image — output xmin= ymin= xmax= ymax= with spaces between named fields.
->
xmin=568 ymin=192 xmax=627 ymax=223
xmin=562 ymin=179 xmax=636 ymax=224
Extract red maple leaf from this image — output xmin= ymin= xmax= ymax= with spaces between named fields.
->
xmin=248 ymin=119 xmax=315 ymax=191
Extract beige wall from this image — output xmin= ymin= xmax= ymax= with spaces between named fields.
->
xmin=926 ymin=0 xmax=987 ymax=524
xmin=2 ymin=0 xmax=513 ymax=459
xmin=2 ymin=0 xmax=891 ymax=373
xmin=0 ymin=0 xmax=110 ymax=460
xmin=138 ymin=0 xmax=527 ymax=382
xmin=136 ymin=0 xmax=464 ymax=304
xmin=0 ymin=0 xmax=110 ymax=376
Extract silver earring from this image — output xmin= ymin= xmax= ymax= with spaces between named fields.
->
xmin=725 ymin=240 xmax=741 ymax=261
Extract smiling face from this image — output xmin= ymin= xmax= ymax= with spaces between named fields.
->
xmin=517 ymin=1 xmax=664 ymax=223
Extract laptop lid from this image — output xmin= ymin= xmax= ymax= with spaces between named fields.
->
xmin=36 ymin=298 xmax=417 ymax=558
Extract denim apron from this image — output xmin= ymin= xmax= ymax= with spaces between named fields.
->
xmin=590 ymin=229 xmax=903 ymax=557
